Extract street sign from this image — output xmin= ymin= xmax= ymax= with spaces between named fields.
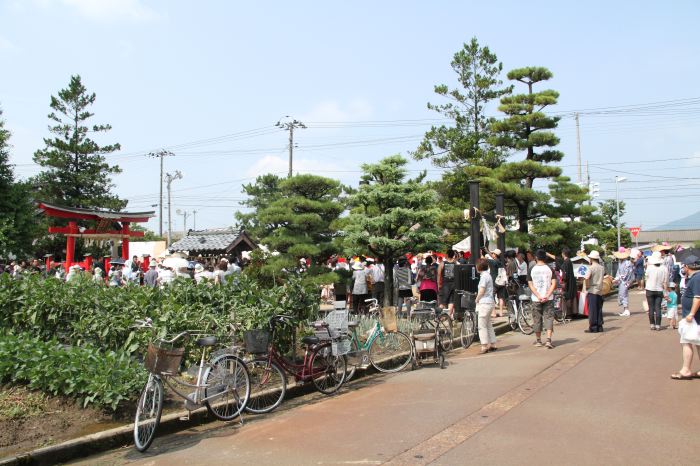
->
xmin=629 ymin=227 xmax=641 ymax=238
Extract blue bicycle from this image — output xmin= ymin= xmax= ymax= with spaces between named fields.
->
xmin=345 ymin=299 xmax=413 ymax=380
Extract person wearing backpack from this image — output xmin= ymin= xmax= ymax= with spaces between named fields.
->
xmin=417 ymin=256 xmax=439 ymax=302
xmin=438 ymin=249 xmax=458 ymax=318
xmin=488 ymin=249 xmax=507 ymax=318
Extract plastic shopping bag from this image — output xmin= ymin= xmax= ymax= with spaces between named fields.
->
xmin=679 ymin=319 xmax=700 ymax=345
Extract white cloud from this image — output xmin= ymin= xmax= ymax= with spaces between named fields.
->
xmin=299 ymin=99 xmax=373 ymax=124
xmin=34 ymin=0 xmax=158 ymax=21
xmin=0 ymin=36 xmax=15 ymax=50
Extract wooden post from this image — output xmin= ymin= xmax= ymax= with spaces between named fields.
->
xmin=121 ymin=222 xmax=130 ymax=260
xmin=469 ymin=181 xmax=481 ymax=265
xmin=495 ymin=193 xmax=506 ymax=253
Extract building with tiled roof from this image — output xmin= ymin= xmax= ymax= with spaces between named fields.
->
xmin=169 ymin=228 xmax=257 ymax=261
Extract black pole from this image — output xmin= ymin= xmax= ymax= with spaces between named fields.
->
xmin=469 ymin=181 xmax=481 ymax=265
xmin=495 ymin=193 xmax=506 ymax=253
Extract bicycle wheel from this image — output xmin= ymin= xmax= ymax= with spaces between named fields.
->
xmin=437 ymin=313 xmax=453 ymax=351
xmin=507 ymin=300 xmax=518 ymax=331
xmin=134 ymin=375 xmax=163 ymax=452
xmin=310 ymin=343 xmax=347 ymax=395
xmin=345 ymin=336 xmax=360 ymax=382
xmin=368 ymin=330 xmax=412 ymax=373
xmin=245 ymin=358 xmax=287 ymax=414
xmin=460 ymin=312 xmax=476 ymax=349
xmin=518 ymin=302 xmax=534 ymax=335
xmin=203 ymin=354 xmax=250 ymax=421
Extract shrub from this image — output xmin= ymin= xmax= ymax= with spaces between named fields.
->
xmin=0 ymin=332 xmax=146 ymax=411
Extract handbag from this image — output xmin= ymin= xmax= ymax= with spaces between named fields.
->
xmin=495 ymin=267 xmax=508 ymax=286
xmin=679 ymin=318 xmax=700 ymax=344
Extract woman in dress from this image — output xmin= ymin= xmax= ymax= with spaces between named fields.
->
xmin=614 ymin=247 xmax=634 ymax=317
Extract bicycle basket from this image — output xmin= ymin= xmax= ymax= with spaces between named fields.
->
xmin=243 ymin=329 xmax=271 ymax=354
xmin=460 ymin=292 xmax=476 ymax=310
xmin=379 ymin=306 xmax=398 ymax=333
xmin=332 ymin=338 xmax=351 ymax=356
xmin=144 ymin=343 xmax=185 ymax=375
xmin=324 ymin=310 xmax=349 ymax=339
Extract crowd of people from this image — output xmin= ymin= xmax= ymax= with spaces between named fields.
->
xmin=0 ymin=254 xmax=244 ymax=287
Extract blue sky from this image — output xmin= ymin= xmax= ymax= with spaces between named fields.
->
xmin=1 ymin=0 xmax=699 ymax=235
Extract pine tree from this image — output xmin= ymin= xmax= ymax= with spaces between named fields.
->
xmin=414 ymin=37 xmax=512 ymax=168
xmin=32 ymin=75 xmax=124 ymax=210
xmin=343 ymin=155 xmax=442 ymax=306
xmin=0 ymin=106 xmax=40 ymax=258
xmin=491 ymin=67 xmax=563 ymax=233
xmin=234 ymin=173 xmax=283 ymax=241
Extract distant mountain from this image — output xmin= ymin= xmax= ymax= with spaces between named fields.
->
xmin=651 ymin=211 xmax=700 ymax=231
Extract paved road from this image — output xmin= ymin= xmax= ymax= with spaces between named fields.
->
xmin=74 ymin=291 xmax=698 ymax=465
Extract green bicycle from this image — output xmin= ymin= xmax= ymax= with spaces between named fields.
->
xmin=345 ymin=302 xmax=413 ymax=381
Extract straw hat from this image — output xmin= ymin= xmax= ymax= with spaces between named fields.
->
xmin=613 ymin=247 xmax=630 ymax=260
xmin=648 ymin=251 xmax=663 ymax=265
xmin=652 ymin=242 xmax=672 ymax=252
xmin=588 ymin=250 xmax=601 ymax=261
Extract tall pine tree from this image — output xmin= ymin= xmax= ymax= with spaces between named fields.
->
xmin=490 ymin=67 xmax=563 ymax=234
xmin=32 ymin=75 xmax=124 ymax=211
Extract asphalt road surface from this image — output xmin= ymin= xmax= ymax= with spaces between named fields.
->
xmin=73 ymin=291 xmax=698 ymax=465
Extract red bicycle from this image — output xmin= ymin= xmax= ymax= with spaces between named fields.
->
xmin=245 ymin=315 xmax=347 ymax=414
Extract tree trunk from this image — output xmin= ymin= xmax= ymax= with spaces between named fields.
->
xmin=518 ymin=203 xmax=529 ymax=234
xmin=383 ymin=255 xmax=394 ymax=308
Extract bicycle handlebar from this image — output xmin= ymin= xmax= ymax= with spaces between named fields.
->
xmin=364 ymin=298 xmax=378 ymax=304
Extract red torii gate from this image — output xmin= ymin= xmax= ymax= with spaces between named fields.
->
xmin=38 ymin=202 xmax=155 ymax=271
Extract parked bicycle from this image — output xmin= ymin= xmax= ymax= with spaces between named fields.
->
xmin=552 ymin=290 xmax=569 ymax=323
xmin=344 ymin=300 xmax=413 ymax=381
xmin=244 ymin=314 xmax=347 ymax=415
xmin=133 ymin=319 xmax=251 ymax=452
xmin=506 ymin=279 xmax=535 ymax=335
xmin=457 ymin=291 xmax=477 ymax=348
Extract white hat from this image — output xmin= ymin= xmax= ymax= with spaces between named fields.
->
xmin=648 ymin=251 xmax=663 ymax=265
xmin=194 ymin=263 xmax=204 ymax=273
xmin=588 ymin=250 xmax=601 ymax=260
xmin=492 ymin=249 xmax=502 ymax=256
xmin=352 ymin=261 xmax=364 ymax=271
xmin=149 ymin=261 xmax=157 ymax=267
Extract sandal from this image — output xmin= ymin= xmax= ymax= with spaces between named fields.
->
xmin=670 ymin=373 xmax=694 ymax=380
xmin=479 ymin=346 xmax=489 ymax=354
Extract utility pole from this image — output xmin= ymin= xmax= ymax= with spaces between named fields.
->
xmin=148 ymin=150 xmax=174 ymax=237
xmin=177 ymin=209 xmax=189 ymax=237
xmin=165 ymin=170 xmax=183 ymax=246
xmin=575 ymin=113 xmax=582 ymax=184
xmin=275 ymin=117 xmax=306 ymax=177
xmin=192 ymin=210 xmax=198 ymax=231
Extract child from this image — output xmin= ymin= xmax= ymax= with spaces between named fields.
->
xmin=666 ymin=282 xmax=678 ymax=329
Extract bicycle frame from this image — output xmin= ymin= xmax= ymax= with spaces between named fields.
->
xmin=263 ymin=321 xmax=330 ymax=383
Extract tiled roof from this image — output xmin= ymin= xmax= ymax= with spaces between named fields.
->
xmin=169 ymin=229 xmax=243 ymax=252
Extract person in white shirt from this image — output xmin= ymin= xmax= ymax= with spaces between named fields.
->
xmin=528 ymin=249 xmax=557 ymax=349
xmin=646 ymin=251 xmax=669 ymax=331
xmin=476 ymin=258 xmax=497 ymax=354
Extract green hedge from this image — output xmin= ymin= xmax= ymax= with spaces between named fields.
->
xmin=0 ymin=332 xmax=146 ymax=410
xmin=0 ymin=273 xmax=320 ymax=355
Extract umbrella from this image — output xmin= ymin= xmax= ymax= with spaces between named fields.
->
xmin=163 ymin=257 xmax=190 ymax=269
xmin=110 ymin=258 xmax=125 ymax=266
xmin=674 ymin=248 xmax=700 ymax=263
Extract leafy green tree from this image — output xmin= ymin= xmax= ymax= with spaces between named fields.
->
xmin=595 ymin=199 xmax=631 ymax=250
xmin=414 ymin=37 xmax=511 ymax=168
xmin=255 ymin=174 xmax=345 ymax=285
xmin=530 ymin=176 xmax=602 ymax=252
xmin=343 ymin=155 xmax=442 ymax=306
xmin=490 ymin=67 xmax=563 ymax=233
xmin=32 ymin=75 xmax=124 ymax=211
xmin=130 ymin=225 xmax=165 ymax=242
xmin=0 ymin=106 xmax=40 ymax=258
xmin=234 ymin=173 xmax=282 ymax=241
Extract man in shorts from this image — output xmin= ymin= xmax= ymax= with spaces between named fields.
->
xmin=438 ymin=249 xmax=458 ymax=318
xmin=528 ymin=249 xmax=557 ymax=349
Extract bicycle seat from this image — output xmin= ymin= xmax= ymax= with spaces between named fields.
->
xmin=301 ymin=335 xmax=320 ymax=346
xmin=195 ymin=336 xmax=217 ymax=347
xmin=348 ymin=321 xmax=359 ymax=328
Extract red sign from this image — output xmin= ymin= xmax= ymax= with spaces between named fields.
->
xmin=629 ymin=227 xmax=641 ymax=238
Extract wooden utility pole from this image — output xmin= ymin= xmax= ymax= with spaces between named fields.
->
xmin=495 ymin=193 xmax=506 ymax=253
xmin=276 ymin=117 xmax=306 ymax=177
xmin=469 ymin=181 xmax=481 ymax=264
